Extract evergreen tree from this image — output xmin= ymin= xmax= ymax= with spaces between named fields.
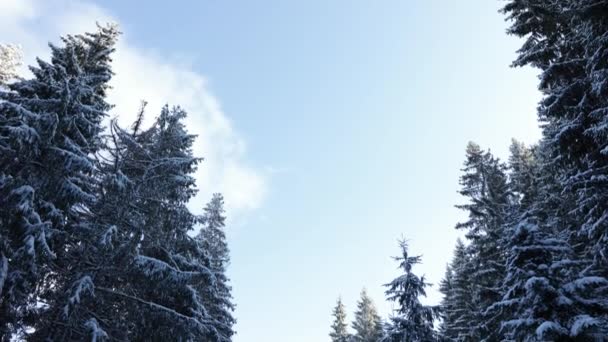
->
xmin=0 ymin=24 xmax=118 ymax=338
xmin=198 ymin=193 xmax=236 ymax=339
xmin=497 ymin=138 xmax=608 ymax=340
xmin=0 ymin=23 xmax=242 ymax=341
xmin=121 ymin=106 xmax=224 ymax=341
xmin=32 ymin=106 xmax=228 ymax=341
xmin=438 ymin=264 xmax=454 ymax=340
xmin=352 ymin=289 xmax=383 ymax=342
xmin=330 ymin=297 xmax=351 ymax=342
xmin=383 ymin=240 xmax=437 ymax=342
xmin=500 ymin=0 xmax=608 ymax=335
xmin=503 ymin=0 xmax=608 ymax=286
xmin=494 ymin=220 xmax=608 ymax=340
xmin=105 ymin=106 xmax=227 ymax=341
xmin=454 ymin=142 xmax=512 ymax=340
xmin=439 ymin=239 xmax=477 ymax=341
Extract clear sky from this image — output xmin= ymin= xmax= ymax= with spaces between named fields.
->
xmin=0 ymin=0 xmax=542 ymax=341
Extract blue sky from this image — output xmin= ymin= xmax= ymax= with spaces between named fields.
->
xmin=1 ymin=0 xmax=542 ymax=341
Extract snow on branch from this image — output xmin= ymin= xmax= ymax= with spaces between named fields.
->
xmin=135 ymin=254 xmax=208 ymax=283
xmin=0 ymin=44 xmax=22 ymax=85
xmin=64 ymin=276 xmax=95 ymax=318
xmin=95 ymin=286 xmax=217 ymax=331
xmin=84 ymin=318 xmax=108 ymax=342
xmin=99 ymin=225 xmax=117 ymax=248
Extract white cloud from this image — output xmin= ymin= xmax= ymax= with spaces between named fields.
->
xmin=0 ymin=0 xmax=36 ymax=20
xmin=0 ymin=0 xmax=267 ymax=218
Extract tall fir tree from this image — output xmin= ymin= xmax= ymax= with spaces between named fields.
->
xmin=454 ymin=142 xmax=512 ymax=340
xmin=0 ymin=24 xmax=118 ymax=338
xmin=438 ymin=264 xmax=454 ymax=340
xmin=198 ymin=193 xmax=236 ymax=339
xmin=503 ymin=0 xmax=608 ymax=288
xmin=108 ymin=106 xmax=228 ymax=341
xmin=32 ymin=106 xmax=229 ymax=341
xmin=383 ymin=240 xmax=437 ymax=342
xmin=352 ymin=289 xmax=383 ymax=342
xmin=438 ymin=239 xmax=477 ymax=341
xmin=493 ymin=220 xmax=608 ymax=340
xmin=121 ymin=105 xmax=226 ymax=341
xmin=495 ymin=138 xmax=608 ymax=339
xmin=330 ymin=297 xmax=351 ymax=342
xmin=500 ymin=0 xmax=608 ymax=335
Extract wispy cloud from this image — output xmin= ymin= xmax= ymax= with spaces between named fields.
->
xmin=0 ymin=0 xmax=267 ymax=218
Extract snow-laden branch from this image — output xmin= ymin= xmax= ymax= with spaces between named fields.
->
xmin=95 ymin=286 xmax=217 ymax=328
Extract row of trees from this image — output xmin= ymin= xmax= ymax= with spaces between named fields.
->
xmin=331 ymin=0 xmax=608 ymax=340
xmin=0 ymin=25 xmax=235 ymax=341
xmin=329 ymin=242 xmax=437 ymax=341
xmin=330 ymin=290 xmax=383 ymax=342
xmin=440 ymin=0 xmax=608 ymax=340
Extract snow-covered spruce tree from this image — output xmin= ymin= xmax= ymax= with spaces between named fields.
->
xmin=120 ymin=105 xmax=228 ymax=341
xmin=503 ymin=0 xmax=608 ymax=284
xmin=30 ymin=107 xmax=145 ymax=340
xmin=491 ymin=138 xmax=608 ymax=340
xmin=438 ymin=239 xmax=477 ymax=341
xmin=0 ymin=44 xmax=21 ymax=86
xmin=438 ymin=264 xmax=454 ymax=340
xmin=502 ymin=0 xmax=608 ymax=331
xmin=197 ymin=193 xmax=236 ymax=339
xmin=330 ymin=297 xmax=351 ymax=342
xmin=454 ymin=142 xmax=512 ymax=340
xmin=493 ymin=219 xmax=608 ymax=340
xmin=383 ymin=240 xmax=437 ymax=342
xmin=0 ymin=24 xmax=118 ymax=338
xmin=32 ymin=106 xmax=229 ymax=341
xmin=352 ymin=289 xmax=383 ymax=342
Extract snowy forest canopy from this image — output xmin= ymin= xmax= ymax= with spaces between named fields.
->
xmin=329 ymin=1 xmax=608 ymax=341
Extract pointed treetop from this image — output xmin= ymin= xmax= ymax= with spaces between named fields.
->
xmin=330 ymin=296 xmax=350 ymax=342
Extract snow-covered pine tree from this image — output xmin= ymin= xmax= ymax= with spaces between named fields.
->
xmin=501 ymin=0 xmax=608 ymax=332
xmin=487 ymin=134 xmax=608 ymax=340
xmin=454 ymin=142 xmax=512 ymax=340
xmin=31 ymin=108 xmax=144 ymax=339
xmin=200 ymin=194 xmax=230 ymax=273
xmin=330 ymin=297 xmax=351 ymax=342
xmin=32 ymin=105 xmax=230 ymax=341
xmin=122 ymin=105 xmax=230 ymax=341
xmin=197 ymin=193 xmax=236 ymax=339
xmin=352 ymin=289 xmax=383 ymax=342
xmin=503 ymin=0 xmax=608 ymax=287
xmin=106 ymin=106 xmax=225 ymax=341
xmin=0 ymin=44 xmax=21 ymax=86
xmin=438 ymin=239 xmax=477 ymax=341
xmin=0 ymin=24 xmax=118 ymax=338
xmin=493 ymin=219 xmax=608 ymax=340
xmin=383 ymin=240 xmax=437 ymax=342
xmin=438 ymin=264 xmax=454 ymax=340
